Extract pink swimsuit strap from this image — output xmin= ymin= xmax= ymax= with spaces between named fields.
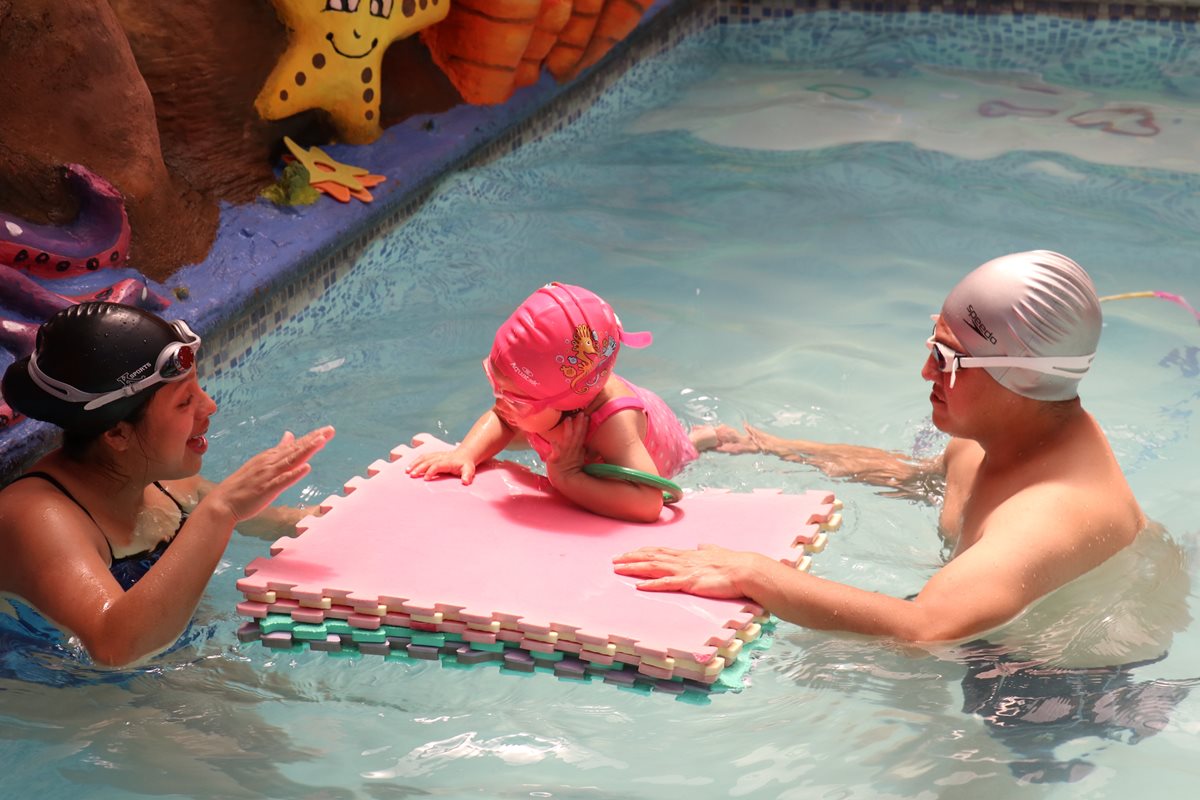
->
xmin=525 ymin=375 xmax=697 ymax=479
xmin=586 ymin=395 xmax=646 ymax=437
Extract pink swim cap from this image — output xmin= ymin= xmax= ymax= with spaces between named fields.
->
xmin=490 ymin=283 xmax=652 ymax=411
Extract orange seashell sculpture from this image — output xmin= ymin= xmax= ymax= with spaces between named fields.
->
xmin=514 ymin=0 xmax=573 ymax=90
xmin=422 ymin=0 xmax=652 ymax=106
xmin=420 ymin=0 xmax=542 ymax=106
xmin=544 ymin=0 xmax=604 ymax=83
xmin=568 ymin=0 xmax=654 ymax=81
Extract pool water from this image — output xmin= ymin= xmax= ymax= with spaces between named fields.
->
xmin=8 ymin=10 xmax=1200 ymax=798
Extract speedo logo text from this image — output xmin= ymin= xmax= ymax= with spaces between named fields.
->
xmin=963 ymin=305 xmax=998 ymax=345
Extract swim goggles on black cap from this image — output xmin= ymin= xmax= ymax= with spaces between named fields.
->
xmin=28 ymin=319 xmax=202 ymax=411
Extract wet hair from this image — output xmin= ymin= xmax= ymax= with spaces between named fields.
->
xmin=59 ymin=384 xmax=163 ymax=461
xmin=2 ymin=302 xmax=194 ymax=437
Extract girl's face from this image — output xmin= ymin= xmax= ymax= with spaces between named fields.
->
xmin=135 ymin=375 xmax=218 ymax=479
xmin=485 ymin=361 xmax=574 ymax=435
xmin=494 ymin=399 xmax=564 ymax=435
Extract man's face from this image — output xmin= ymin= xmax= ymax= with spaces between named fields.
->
xmin=923 ymin=315 xmax=996 ymax=437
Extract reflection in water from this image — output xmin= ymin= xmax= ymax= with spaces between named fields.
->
xmin=957 ymin=642 xmax=1196 ymax=784
xmin=764 ymin=521 xmax=1194 ymax=786
xmin=952 ymin=523 xmax=1194 ymax=783
xmin=0 ymin=609 xmax=354 ymax=799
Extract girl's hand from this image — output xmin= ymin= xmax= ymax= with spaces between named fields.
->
xmin=204 ymin=426 xmax=335 ymax=523
xmin=544 ymin=413 xmax=588 ymax=480
xmin=406 ymin=449 xmax=479 ymax=484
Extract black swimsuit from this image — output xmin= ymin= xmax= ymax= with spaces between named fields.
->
xmin=10 ymin=471 xmax=188 ymax=591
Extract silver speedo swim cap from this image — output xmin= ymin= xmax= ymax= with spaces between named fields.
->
xmin=940 ymin=250 xmax=1101 ymax=401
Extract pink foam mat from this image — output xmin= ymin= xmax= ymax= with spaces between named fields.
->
xmin=238 ymin=433 xmax=840 ymax=672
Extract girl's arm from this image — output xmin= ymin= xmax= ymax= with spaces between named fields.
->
xmin=544 ymin=411 xmax=664 ymax=523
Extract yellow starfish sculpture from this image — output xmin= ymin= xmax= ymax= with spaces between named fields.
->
xmin=257 ymin=0 xmax=451 ymax=144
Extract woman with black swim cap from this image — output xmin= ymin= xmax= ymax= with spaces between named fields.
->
xmin=0 ymin=302 xmax=335 ymax=667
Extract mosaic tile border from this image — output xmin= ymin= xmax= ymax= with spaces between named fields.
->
xmin=719 ymin=0 xmax=1200 ymax=21
xmin=201 ymin=188 xmax=435 ymax=380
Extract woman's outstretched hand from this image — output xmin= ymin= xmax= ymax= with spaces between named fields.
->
xmin=205 ymin=426 xmax=335 ymax=523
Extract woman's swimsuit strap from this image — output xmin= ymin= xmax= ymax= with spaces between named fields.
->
xmin=9 ymin=470 xmax=101 ymax=524
xmin=8 ymin=471 xmax=187 ymax=590
xmin=153 ymin=481 xmax=187 ymax=514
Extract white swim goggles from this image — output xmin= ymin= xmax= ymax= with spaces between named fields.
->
xmin=926 ymin=335 xmax=1094 ymax=389
xmin=29 ymin=320 xmax=202 ymax=411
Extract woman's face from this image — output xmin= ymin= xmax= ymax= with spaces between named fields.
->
xmin=136 ymin=375 xmax=218 ymax=479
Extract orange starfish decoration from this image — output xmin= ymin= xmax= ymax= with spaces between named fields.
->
xmin=282 ymin=136 xmax=387 ymax=204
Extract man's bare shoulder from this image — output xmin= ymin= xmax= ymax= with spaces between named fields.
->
xmin=987 ymin=476 xmax=1142 ymax=558
xmin=1014 ymin=423 xmax=1144 ymax=541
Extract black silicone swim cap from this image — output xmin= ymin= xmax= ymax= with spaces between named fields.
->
xmin=2 ymin=303 xmax=196 ymax=435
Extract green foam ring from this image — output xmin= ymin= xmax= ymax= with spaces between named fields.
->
xmin=582 ymin=463 xmax=684 ymax=504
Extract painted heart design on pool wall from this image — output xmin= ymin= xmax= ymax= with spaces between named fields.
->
xmin=1067 ymin=106 xmax=1161 ymax=137
xmin=976 ymin=100 xmax=1161 ymax=137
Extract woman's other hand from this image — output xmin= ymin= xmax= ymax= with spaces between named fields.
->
xmin=205 ymin=426 xmax=335 ymax=523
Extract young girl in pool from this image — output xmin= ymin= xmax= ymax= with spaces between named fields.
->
xmin=406 ymin=282 xmax=697 ymax=522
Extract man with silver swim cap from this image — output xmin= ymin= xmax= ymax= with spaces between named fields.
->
xmin=938 ymin=250 xmax=1101 ymax=401
xmin=619 ymin=249 xmax=1152 ymax=648
xmin=624 ymin=251 xmax=1188 ymax=782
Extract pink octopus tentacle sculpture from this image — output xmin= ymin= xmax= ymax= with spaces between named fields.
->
xmin=0 ymin=163 xmax=132 ymax=279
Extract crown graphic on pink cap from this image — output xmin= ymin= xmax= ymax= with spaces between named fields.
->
xmin=489 ymin=283 xmax=652 ymax=411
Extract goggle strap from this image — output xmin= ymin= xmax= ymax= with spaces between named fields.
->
xmin=27 ymin=352 xmax=94 ymax=402
xmin=83 ymin=383 xmax=141 ymax=411
xmin=958 ymin=353 xmax=1096 ymax=376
